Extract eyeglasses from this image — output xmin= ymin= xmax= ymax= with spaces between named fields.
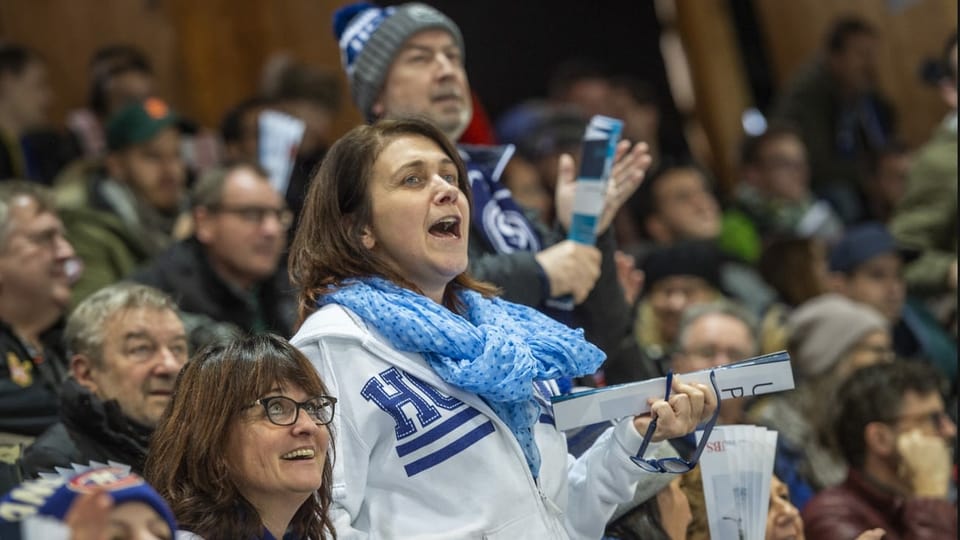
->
xmin=883 ymin=410 xmax=952 ymax=432
xmin=247 ymin=395 xmax=337 ymax=426
xmin=630 ymin=370 xmax=720 ymax=473
xmin=683 ymin=346 xmax=751 ymax=364
xmin=211 ymin=205 xmax=294 ymax=229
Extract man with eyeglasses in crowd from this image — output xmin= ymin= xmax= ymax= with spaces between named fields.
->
xmin=0 ymin=182 xmax=76 ymax=493
xmin=802 ymin=360 xmax=957 ymax=538
xmin=132 ymin=162 xmax=297 ymax=341
xmin=20 ymin=282 xmax=188 ymax=478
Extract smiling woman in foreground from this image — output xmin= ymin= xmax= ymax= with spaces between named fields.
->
xmin=288 ymin=117 xmax=717 ymax=539
xmin=144 ymin=334 xmax=337 ymax=540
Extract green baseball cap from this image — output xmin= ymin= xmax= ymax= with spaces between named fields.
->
xmin=106 ymin=97 xmax=179 ymax=151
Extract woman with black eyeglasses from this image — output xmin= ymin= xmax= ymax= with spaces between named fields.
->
xmin=145 ymin=333 xmax=337 ymax=540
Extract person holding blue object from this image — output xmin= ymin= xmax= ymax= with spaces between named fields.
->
xmin=288 ymin=117 xmax=717 ymax=538
xmin=332 ymin=2 xmax=650 ymax=359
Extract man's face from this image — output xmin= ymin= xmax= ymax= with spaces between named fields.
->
xmin=109 ymin=127 xmax=186 ymax=213
xmin=892 ymin=390 xmax=956 ymax=442
xmin=830 ymin=32 xmax=880 ymax=96
xmin=842 ymin=252 xmax=905 ymax=322
xmin=195 ymin=168 xmax=288 ymax=289
xmin=79 ymin=307 xmax=187 ymax=428
xmin=649 ymin=168 xmax=721 ymax=243
xmin=870 ymin=152 xmax=909 ymax=208
xmin=750 ymin=134 xmax=810 ymax=203
xmin=673 ymin=313 xmax=755 ymax=374
xmin=104 ymin=70 xmax=154 ymax=119
xmin=648 ymin=276 xmax=718 ymax=344
xmin=372 ymin=29 xmax=472 ymax=141
xmin=0 ymin=60 xmax=51 ymax=130
xmin=0 ymin=197 xmax=75 ymax=314
xmin=564 ymin=77 xmax=614 ymax=118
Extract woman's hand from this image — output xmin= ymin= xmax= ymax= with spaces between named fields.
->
xmin=632 ymin=376 xmax=717 ymax=442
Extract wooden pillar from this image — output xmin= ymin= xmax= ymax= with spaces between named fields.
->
xmin=674 ymin=0 xmax=754 ymax=195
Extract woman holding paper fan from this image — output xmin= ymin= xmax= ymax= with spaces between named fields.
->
xmin=288 ymin=118 xmax=718 ymax=539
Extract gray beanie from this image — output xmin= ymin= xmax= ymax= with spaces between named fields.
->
xmin=333 ymin=2 xmax=465 ymax=122
xmin=786 ymin=293 xmax=888 ymax=379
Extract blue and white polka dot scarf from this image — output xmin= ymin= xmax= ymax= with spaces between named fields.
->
xmin=320 ymin=277 xmax=605 ymax=477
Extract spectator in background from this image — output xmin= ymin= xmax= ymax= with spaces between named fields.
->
xmin=719 ymin=124 xmax=843 ymax=264
xmin=0 ymin=44 xmax=73 ymax=185
xmin=756 ymin=235 xmax=832 ymax=353
xmin=858 ymin=141 xmax=910 ymax=224
xmin=19 ymin=283 xmax=187 ymax=477
xmin=510 ymin=104 xmax=588 ymax=225
xmin=623 ymin=158 xmax=776 ymax=316
xmin=890 ymin=30 xmax=957 ymax=326
xmin=66 ymin=44 xmax=220 ymax=178
xmin=333 ymin=2 xmax=651 ymax=359
xmin=747 ymin=294 xmax=892 ymax=510
xmin=803 ymin=361 xmax=957 ymax=539
xmin=55 ymin=98 xmax=188 ymax=306
xmin=67 ymin=45 xmax=155 ymax=160
xmin=828 ymin=223 xmax=957 ymax=387
xmin=219 ymin=96 xmax=270 ymax=165
xmin=625 ymin=159 xmax=721 ymax=251
xmin=547 ymin=57 xmax=614 ymax=119
xmin=260 ymin=55 xmax=342 ymax=226
xmin=609 ymin=76 xmax=663 ymax=164
xmin=671 ymin=300 xmax=759 ymax=426
xmin=0 ymin=182 xmax=74 ymax=447
xmin=771 ymin=16 xmax=896 ymax=223
xmin=603 ymin=241 xmax=725 ymax=385
xmin=132 ymin=163 xmax=296 ymax=340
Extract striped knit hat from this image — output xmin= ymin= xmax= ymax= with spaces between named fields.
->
xmin=333 ymin=2 xmax=465 ymax=121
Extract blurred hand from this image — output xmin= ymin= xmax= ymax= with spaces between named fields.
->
xmin=896 ymin=429 xmax=951 ymax=497
xmin=948 ymin=260 xmax=958 ymax=290
xmin=64 ymin=489 xmax=113 ymax=540
xmin=553 ymin=141 xmax=652 ymax=234
xmin=854 ymin=529 xmax=886 ymax=540
xmin=614 ymin=250 xmax=644 ymax=305
xmin=597 ymin=140 xmax=651 ymax=235
xmin=534 ymin=240 xmax=601 ymax=304
xmin=632 ymin=376 xmax=718 ymax=441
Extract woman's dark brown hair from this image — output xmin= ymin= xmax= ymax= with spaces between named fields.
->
xmin=289 ymin=117 xmax=497 ymax=327
xmin=145 ymin=334 xmax=336 ymax=540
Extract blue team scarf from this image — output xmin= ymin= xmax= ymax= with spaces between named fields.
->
xmin=320 ymin=277 xmax=604 ymax=477
xmin=460 ymin=144 xmax=542 ymax=254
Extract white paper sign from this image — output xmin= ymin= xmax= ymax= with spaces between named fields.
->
xmin=258 ymin=109 xmax=305 ymax=196
xmin=698 ymin=425 xmax=778 ymax=540
xmin=551 ymin=351 xmax=794 ymax=431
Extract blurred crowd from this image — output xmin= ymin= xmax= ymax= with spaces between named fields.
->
xmin=0 ymin=3 xmax=956 ymax=540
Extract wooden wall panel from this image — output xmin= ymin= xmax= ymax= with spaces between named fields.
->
xmin=675 ymin=0 xmax=754 ymax=193
xmin=0 ymin=0 xmax=362 ymax=138
xmin=753 ymin=0 xmax=957 ymax=147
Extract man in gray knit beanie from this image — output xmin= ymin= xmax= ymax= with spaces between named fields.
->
xmin=334 ymin=2 xmax=470 ymax=137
